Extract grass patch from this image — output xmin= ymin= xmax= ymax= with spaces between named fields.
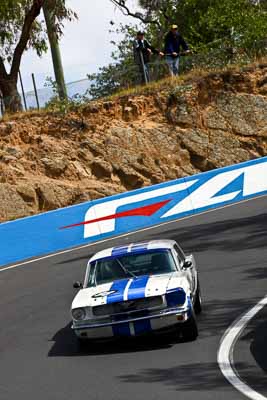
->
xmin=103 ymin=56 xmax=267 ymax=101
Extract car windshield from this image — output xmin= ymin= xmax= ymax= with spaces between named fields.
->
xmin=87 ymin=250 xmax=177 ymax=287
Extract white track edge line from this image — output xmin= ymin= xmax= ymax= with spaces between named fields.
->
xmin=218 ymin=295 xmax=267 ymax=400
xmin=1 ymin=194 xmax=266 ymax=274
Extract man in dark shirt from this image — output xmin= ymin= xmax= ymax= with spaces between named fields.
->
xmin=164 ymin=25 xmax=190 ymax=76
xmin=133 ymin=31 xmax=164 ymax=83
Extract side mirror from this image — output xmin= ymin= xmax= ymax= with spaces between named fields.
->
xmin=73 ymin=281 xmax=82 ymax=289
xmin=183 ymin=260 xmax=192 ymax=269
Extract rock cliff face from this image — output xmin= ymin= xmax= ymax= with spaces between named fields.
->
xmin=0 ymin=62 xmax=266 ymax=222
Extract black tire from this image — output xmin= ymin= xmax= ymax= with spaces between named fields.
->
xmin=182 ymin=311 xmax=198 ymax=341
xmin=77 ymin=336 xmax=89 ymax=350
xmin=194 ymin=278 xmax=202 ymax=315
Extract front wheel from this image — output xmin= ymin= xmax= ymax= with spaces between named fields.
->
xmin=76 ymin=336 xmax=90 ymax=350
xmin=182 ymin=312 xmax=198 ymax=341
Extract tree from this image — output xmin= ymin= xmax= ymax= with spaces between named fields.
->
xmin=0 ymin=1 xmax=45 ymax=112
xmin=88 ymin=0 xmax=266 ymax=99
xmin=110 ymin=0 xmax=161 ymax=25
xmin=0 ymin=0 xmax=75 ymax=112
xmin=43 ymin=0 xmax=68 ymax=100
xmin=111 ymin=0 xmax=267 ymax=51
xmin=87 ymin=24 xmax=142 ymax=99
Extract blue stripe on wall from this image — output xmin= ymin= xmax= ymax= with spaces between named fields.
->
xmin=1 ymin=157 xmax=266 ymax=268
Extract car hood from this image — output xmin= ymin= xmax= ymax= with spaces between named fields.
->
xmin=72 ymin=273 xmax=189 ymax=309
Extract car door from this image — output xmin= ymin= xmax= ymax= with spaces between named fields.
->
xmin=184 ymin=254 xmax=197 ymax=297
xmin=173 ymin=244 xmax=197 ymax=295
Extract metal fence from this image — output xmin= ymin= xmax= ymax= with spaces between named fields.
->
xmin=1 ymin=39 xmax=266 ymax=116
xmin=0 ymin=77 xmax=94 ymax=116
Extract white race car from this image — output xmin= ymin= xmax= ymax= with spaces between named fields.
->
xmin=71 ymin=240 xmax=202 ymax=344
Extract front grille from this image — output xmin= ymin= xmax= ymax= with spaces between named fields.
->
xmin=93 ymin=296 xmax=163 ymax=317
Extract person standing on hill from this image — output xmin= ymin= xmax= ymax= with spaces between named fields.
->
xmin=133 ymin=31 xmax=164 ymax=84
xmin=164 ymin=25 xmax=190 ymax=76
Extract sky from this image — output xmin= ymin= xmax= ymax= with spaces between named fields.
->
xmin=20 ymin=0 xmax=140 ymax=92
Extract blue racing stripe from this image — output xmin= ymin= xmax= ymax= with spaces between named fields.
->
xmin=131 ymin=243 xmax=149 ymax=252
xmin=106 ymin=279 xmax=130 ymax=304
xmin=134 ymin=319 xmax=152 ymax=335
xmin=112 ymin=323 xmax=131 ymax=337
xmin=127 ymin=275 xmax=150 ymax=300
xmin=187 ymin=296 xmax=193 ymax=317
xmin=111 ymin=246 xmax=129 ymax=256
xmin=95 ymin=248 xmax=170 ymax=263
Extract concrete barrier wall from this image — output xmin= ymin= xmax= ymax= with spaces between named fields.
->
xmin=1 ymin=157 xmax=267 ymax=267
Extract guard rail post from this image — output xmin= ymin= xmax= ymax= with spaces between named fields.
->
xmin=139 ymin=50 xmax=148 ymax=85
xmin=32 ymin=73 xmax=40 ymax=110
xmin=19 ymin=70 xmax=27 ymax=111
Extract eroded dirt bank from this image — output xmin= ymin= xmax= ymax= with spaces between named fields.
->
xmin=0 ymin=62 xmax=266 ymax=221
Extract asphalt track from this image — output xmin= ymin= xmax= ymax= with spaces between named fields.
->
xmin=0 ymin=196 xmax=266 ymax=400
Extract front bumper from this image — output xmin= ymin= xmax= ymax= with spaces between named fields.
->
xmin=72 ymin=307 xmax=191 ymax=339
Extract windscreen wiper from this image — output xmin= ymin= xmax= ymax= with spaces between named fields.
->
xmin=115 ymin=258 xmax=137 ymax=279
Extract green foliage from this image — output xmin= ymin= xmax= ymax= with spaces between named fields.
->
xmin=112 ymin=0 xmax=267 ymax=53
xmin=1 ymin=1 xmax=43 ymax=61
xmin=142 ymin=0 xmax=267 ymax=53
xmin=88 ymin=0 xmax=266 ymax=99
xmin=0 ymin=0 xmax=76 ymax=63
xmin=87 ymin=24 xmax=143 ymax=99
xmin=86 ymin=22 xmax=171 ymax=99
xmin=0 ymin=0 xmax=76 ymax=112
xmin=197 ymin=0 xmax=267 ymax=52
xmin=44 ymin=76 xmax=85 ymax=114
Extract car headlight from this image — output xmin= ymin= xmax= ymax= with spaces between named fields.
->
xmin=72 ymin=308 xmax=86 ymax=321
xmin=166 ymin=288 xmax=186 ymax=307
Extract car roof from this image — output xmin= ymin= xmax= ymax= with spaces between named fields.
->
xmin=89 ymin=240 xmax=176 ymax=263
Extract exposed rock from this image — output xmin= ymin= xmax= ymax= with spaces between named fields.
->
xmin=204 ymin=108 xmax=229 ymax=131
xmin=1 ymin=154 xmax=17 ymax=163
xmin=0 ymin=62 xmax=266 ymax=222
xmin=259 ymin=85 xmax=267 ymax=96
xmin=114 ymin=166 xmax=145 ymax=190
xmin=36 ymin=183 xmax=77 ymax=211
xmin=41 ymin=157 xmax=68 ymax=177
xmin=17 ymin=184 xmax=37 ymax=204
xmin=0 ymin=122 xmax=16 ymax=136
xmin=5 ymin=147 xmax=23 ymax=158
xmin=122 ymin=106 xmax=135 ymax=122
xmin=91 ymin=158 xmax=113 ymax=179
xmin=79 ymin=140 xmax=104 ymax=157
xmin=82 ymin=104 xmax=101 ymax=115
xmin=9 ymin=164 xmax=25 ymax=177
xmin=178 ymin=129 xmax=209 ymax=159
xmin=0 ymin=184 xmax=31 ymax=220
xmin=214 ymin=93 xmax=267 ymax=136
xmin=258 ymin=76 xmax=267 ymax=87
xmin=70 ymin=161 xmax=91 ymax=179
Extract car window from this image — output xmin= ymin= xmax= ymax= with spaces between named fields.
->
xmin=173 ymin=244 xmax=185 ymax=265
xmin=86 ymin=262 xmax=96 ymax=287
xmin=87 ymin=250 xmax=177 ymax=287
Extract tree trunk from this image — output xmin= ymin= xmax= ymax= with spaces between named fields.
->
xmin=0 ymin=77 xmax=22 ymax=113
xmin=43 ymin=0 xmax=67 ymax=100
xmin=0 ymin=0 xmax=45 ymax=114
